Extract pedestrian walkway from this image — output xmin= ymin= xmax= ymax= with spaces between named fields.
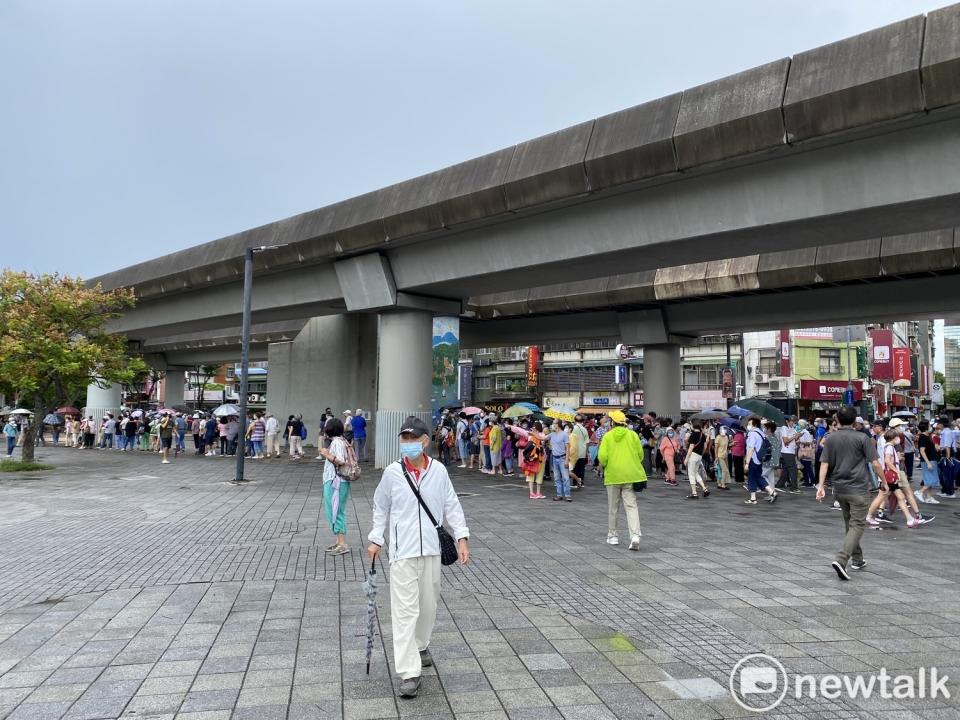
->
xmin=0 ymin=447 xmax=956 ymax=718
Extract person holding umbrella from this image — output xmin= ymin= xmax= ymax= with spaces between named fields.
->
xmin=367 ymin=416 xmax=470 ymax=699
xmin=3 ymin=416 xmax=18 ymax=458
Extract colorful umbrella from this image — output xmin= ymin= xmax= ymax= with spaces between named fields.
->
xmin=461 ymin=406 xmax=482 ymax=416
xmin=502 ymin=404 xmax=533 ymax=419
xmin=43 ymin=413 xmax=63 ymax=425
xmin=545 ymin=404 xmax=577 ymax=422
xmin=517 ymin=402 xmax=540 ymax=412
xmin=130 ymin=409 xmax=144 ymax=418
xmin=364 ymin=557 xmax=379 ymax=674
xmin=56 ymin=406 xmax=81 ymax=415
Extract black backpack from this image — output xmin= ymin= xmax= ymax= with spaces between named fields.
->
xmin=752 ymin=430 xmax=772 ymax=464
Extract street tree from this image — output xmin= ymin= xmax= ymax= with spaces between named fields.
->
xmin=192 ymin=364 xmax=221 ymax=409
xmin=0 ymin=271 xmax=148 ymax=461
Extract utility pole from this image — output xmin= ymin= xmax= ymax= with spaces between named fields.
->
xmin=234 ymin=244 xmax=286 ymax=484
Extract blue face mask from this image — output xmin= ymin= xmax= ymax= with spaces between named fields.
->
xmin=667 ymin=430 xmax=676 ymax=438
xmin=400 ymin=442 xmax=424 ymax=459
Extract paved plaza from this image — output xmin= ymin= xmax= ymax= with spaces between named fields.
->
xmin=0 ymin=446 xmax=958 ymax=719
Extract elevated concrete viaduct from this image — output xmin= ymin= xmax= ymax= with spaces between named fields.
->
xmin=88 ymin=4 xmax=960 ymax=464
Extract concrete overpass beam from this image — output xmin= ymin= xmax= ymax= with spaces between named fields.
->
xmin=334 ymin=255 xmax=397 ymax=311
xmin=643 ymin=345 xmax=682 ymax=421
xmin=375 ymin=311 xmax=432 ymax=468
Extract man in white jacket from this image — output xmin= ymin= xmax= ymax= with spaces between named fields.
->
xmin=368 ymin=416 xmax=470 ymax=699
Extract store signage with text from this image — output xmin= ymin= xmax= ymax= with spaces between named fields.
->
xmin=800 ymin=379 xmax=863 ymax=401
xmin=526 ymin=346 xmax=540 ymax=387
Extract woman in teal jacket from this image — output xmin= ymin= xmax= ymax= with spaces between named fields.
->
xmin=598 ymin=410 xmax=645 ymax=551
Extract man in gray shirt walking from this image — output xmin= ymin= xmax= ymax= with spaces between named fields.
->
xmin=816 ymin=406 xmax=885 ymax=581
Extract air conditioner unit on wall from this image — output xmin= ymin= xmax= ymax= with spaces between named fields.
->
xmin=754 ymin=373 xmax=767 ymax=384
xmin=768 ymin=377 xmax=789 ymax=394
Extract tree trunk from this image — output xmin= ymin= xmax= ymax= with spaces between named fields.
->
xmin=23 ymin=395 xmax=44 ymax=463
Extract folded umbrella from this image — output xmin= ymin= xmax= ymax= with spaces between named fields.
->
xmin=364 ymin=558 xmax=379 ymax=675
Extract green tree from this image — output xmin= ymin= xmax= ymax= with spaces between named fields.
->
xmin=935 ymin=371 xmax=946 ymax=388
xmin=0 ymin=271 xmax=148 ymax=461
xmin=191 ymin=364 xmax=222 ymax=409
xmin=946 ymin=389 xmax=960 ymax=408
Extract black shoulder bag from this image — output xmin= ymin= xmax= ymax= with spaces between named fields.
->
xmin=399 ymin=462 xmax=459 ymax=566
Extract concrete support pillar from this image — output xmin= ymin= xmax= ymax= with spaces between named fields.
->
xmin=162 ymin=372 xmax=185 ymax=408
xmin=84 ymin=383 xmax=122 ymax=426
xmin=375 ymin=311 xmax=432 ymax=468
xmin=266 ymin=315 xmax=378 ymax=451
xmin=642 ymin=344 xmax=682 ymax=421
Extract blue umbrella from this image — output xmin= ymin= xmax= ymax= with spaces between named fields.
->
xmin=719 ymin=417 xmax=744 ymax=429
xmin=727 ymin=406 xmax=752 ymax=418
xmin=517 ymin=402 xmax=540 ymax=412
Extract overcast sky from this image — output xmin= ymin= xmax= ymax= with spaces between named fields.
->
xmin=1 ymin=0 xmax=943 ymax=280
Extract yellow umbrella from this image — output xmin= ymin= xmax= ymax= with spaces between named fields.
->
xmin=545 ymin=404 xmax=576 ymax=422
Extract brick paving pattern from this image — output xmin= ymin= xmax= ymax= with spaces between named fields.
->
xmin=0 ymin=445 xmax=958 ymax=718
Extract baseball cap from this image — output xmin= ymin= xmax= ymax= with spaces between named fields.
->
xmin=888 ymin=417 xmax=906 ymax=428
xmin=398 ymin=416 xmax=430 ymax=438
xmin=855 ymin=417 xmax=865 ymax=424
xmin=608 ymin=410 xmax=627 ymax=424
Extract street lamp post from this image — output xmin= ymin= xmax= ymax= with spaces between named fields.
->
xmin=234 ymin=245 xmax=285 ymax=483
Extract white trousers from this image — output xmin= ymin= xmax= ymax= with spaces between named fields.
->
xmin=264 ymin=433 xmax=280 ymax=456
xmin=390 ymin=555 xmax=441 ymax=680
xmin=289 ymin=436 xmax=303 ymax=456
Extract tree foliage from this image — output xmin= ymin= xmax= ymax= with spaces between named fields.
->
xmin=0 ymin=271 xmax=148 ymax=460
xmin=946 ymin=389 xmax=960 ymax=408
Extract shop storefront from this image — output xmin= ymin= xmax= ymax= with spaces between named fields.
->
xmin=798 ymin=379 xmax=864 ymax=414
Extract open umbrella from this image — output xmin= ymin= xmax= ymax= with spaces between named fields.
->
xmin=892 ymin=410 xmax=916 ymax=418
xmin=461 ymin=406 xmax=482 ymax=416
xmin=719 ymin=417 xmax=745 ymax=430
xmin=56 ymin=406 xmax=80 ymax=416
xmin=364 ymin=557 xmax=379 ymax=675
xmin=157 ymin=408 xmax=175 ymax=415
xmin=727 ymin=406 xmax=752 ymax=418
xmin=517 ymin=402 xmax=540 ymax=412
xmin=732 ymin=398 xmax=785 ymax=425
xmin=690 ymin=410 xmax=729 ymax=421
xmin=212 ymin=404 xmax=241 ymax=417
xmin=130 ymin=409 xmax=144 ymax=418
xmin=9 ymin=409 xmax=32 ymax=416
xmin=502 ymin=404 xmax=533 ymax=419
xmin=43 ymin=413 xmax=63 ymax=425
xmin=545 ymin=404 xmax=577 ymax=422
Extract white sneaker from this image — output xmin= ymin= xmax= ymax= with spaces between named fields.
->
xmin=606 ymin=536 xmax=619 ymax=546
xmin=161 ymin=460 xmax=170 ymax=464
xmin=914 ymin=490 xmax=924 ymax=502
xmin=936 ymin=492 xmax=956 ymax=498
xmin=628 ymin=537 xmax=641 ymax=551
xmin=926 ymin=496 xmax=941 ymax=504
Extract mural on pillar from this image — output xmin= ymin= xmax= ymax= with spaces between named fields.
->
xmin=432 ymin=317 xmax=460 ymax=425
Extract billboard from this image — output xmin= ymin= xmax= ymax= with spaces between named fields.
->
xmin=800 ymin=379 xmax=864 ymax=401
xmin=431 ymin=317 xmax=460 ymax=424
xmin=870 ymin=329 xmax=894 ymax=380
xmin=526 ymin=346 xmax=540 ymax=387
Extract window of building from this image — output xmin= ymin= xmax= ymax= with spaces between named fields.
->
xmin=495 ymin=376 xmax=527 ymax=392
xmin=757 ymin=350 xmax=778 ymax=376
xmin=681 ymin=366 xmax=721 ymax=390
xmin=474 ymin=377 xmax=492 ymax=390
xmin=819 ymin=348 xmax=842 ymax=375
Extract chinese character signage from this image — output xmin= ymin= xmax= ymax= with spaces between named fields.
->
xmin=893 ymin=347 xmax=911 ymax=386
xmin=779 ymin=329 xmax=791 ymax=377
xmin=526 ymin=346 xmax=540 ymax=387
